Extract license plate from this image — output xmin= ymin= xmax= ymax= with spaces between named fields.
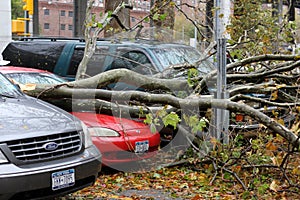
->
xmin=135 ymin=140 xmax=149 ymax=153
xmin=52 ymin=169 xmax=75 ymax=191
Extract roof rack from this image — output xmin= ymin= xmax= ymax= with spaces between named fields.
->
xmin=18 ymin=37 xmax=114 ymax=42
xmin=19 ymin=37 xmax=86 ymax=42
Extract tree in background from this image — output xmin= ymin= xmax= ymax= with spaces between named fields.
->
xmin=11 ymin=0 xmax=24 ymax=19
xmin=228 ymin=0 xmax=297 ymax=59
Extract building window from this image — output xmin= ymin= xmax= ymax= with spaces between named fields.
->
xmin=68 ymin=11 xmax=73 ymax=17
xmin=131 ymin=17 xmax=135 ymax=22
xmin=44 ymin=9 xmax=50 ymax=15
xmin=44 ymin=23 xmax=50 ymax=29
xmin=60 ymin=24 xmax=65 ymax=30
xmin=68 ymin=24 xmax=73 ymax=31
xmin=60 ymin=10 xmax=66 ymax=17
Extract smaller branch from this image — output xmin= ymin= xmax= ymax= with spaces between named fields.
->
xmin=130 ymin=0 xmax=172 ymax=31
xmin=174 ymin=4 xmax=207 ymax=39
xmin=111 ymin=13 xmax=131 ymax=31
xmin=242 ymin=164 xmax=281 ymax=169
xmin=195 ymin=55 xmax=300 ymax=94
xmin=209 ymin=161 xmax=218 ymax=185
xmin=230 ymin=94 xmax=300 ymax=107
xmin=222 ymin=168 xmax=248 ymax=191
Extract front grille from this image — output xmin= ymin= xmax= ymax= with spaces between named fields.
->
xmin=6 ymin=131 xmax=82 ymax=162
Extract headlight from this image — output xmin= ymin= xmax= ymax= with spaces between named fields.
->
xmin=0 ymin=150 xmax=8 ymax=164
xmin=89 ymin=127 xmax=120 ymax=137
xmin=80 ymin=122 xmax=94 ymax=148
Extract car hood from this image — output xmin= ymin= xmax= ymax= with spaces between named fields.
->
xmin=0 ymin=96 xmax=79 ymax=139
xmin=71 ymin=112 xmax=149 ymax=132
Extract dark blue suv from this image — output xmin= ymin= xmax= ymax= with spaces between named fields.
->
xmin=2 ymin=38 xmax=215 ymax=83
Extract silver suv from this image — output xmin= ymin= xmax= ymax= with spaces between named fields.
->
xmin=0 ymin=72 xmax=102 ymax=199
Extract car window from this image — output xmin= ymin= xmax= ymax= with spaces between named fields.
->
xmin=152 ymin=46 xmax=200 ymax=68
xmin=86 ymin=46 xmax=109 ymax=76
xmin=67 ymin=47 xmax=84 ymax=78
xmin=152 ymin=46 xmax=215 ymax=76
xmin=0 ymin=73 xmax=21 ymax=97
xmin=68 ymin=46 xmax=109 ymax=78
xmin=5 ymin=73 xmax=66 ymax=84
xmin=109 ymin=48 xmax=157 ymax=75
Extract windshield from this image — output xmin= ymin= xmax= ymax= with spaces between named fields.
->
xmin=0 ymin=73 xmax=22 ymax=97
xmin=5 ymin=73 xmax=66 ymax=84
xmin=152 ymin=46 xmax=215 ymax=76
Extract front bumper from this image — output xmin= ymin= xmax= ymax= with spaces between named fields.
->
xmin=93 ymin=134 xmax=160 ymax=165
xmin=0 ymin=145 xmax=102 ymax=200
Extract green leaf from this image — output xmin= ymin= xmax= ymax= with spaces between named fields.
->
xmin=192 ymin=118 xmax=207 ymax=133
xmin=187 ymin=68 xmax=198 ymax=87
xmin=159 ymin=13 xmax=167 ymax=21
xmin=107 ymin=11 xmax=113 ymax=18
xmin=97 ymin=23 xmax=103 ymax=29
xmin=184 ymin=115 xmax=207 ymax=133
xmin=144 ymin=113 xmax=153 ymax=125
xmin=144 ymin=17 xmax=150 ymax=23
xmin=162 ymin=112 xmax=180 ymax=129
xmin=153 ymin=13 xmax=159 ymax=21
xmin=150 ymin=123 xmax=157 ymax=133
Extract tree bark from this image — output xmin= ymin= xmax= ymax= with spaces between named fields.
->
xmin=104 ymin=0 xmax=130 ymax=37
xmin=25 ymin=84 xmax=299 ymax=146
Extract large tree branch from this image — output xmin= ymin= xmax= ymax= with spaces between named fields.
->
xmin=25 ymin=86 xmax=299 ymax=146
xmin=69 ymin=68 xmax=190 ymax=92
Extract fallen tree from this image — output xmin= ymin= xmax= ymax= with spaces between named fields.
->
xmin=24 ymin=60 xmax=299 ymax=146
xmin=11 ymin=0 xmax=300 ymax=194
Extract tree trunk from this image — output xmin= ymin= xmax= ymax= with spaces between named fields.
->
xmin=104 ymin=0 xmax=130 ymax=37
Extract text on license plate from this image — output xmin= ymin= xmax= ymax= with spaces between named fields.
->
xmin=135 ymin=140 xmax=149 ymax=153
xmin=52 ymin=169 xmax=75 ymax=190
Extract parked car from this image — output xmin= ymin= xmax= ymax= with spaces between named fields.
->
xmin=0 ymin=66 xmax=161 ymax=166
xmin=0 ymin=66 xmax=67 ymax=84
xmin=0 ymin=69 xmax=102 ymax=199
xmin=4 ymin=38 xmax=293 ymax=136
xmin=2 ymin=37 xmax=215 ymax=85
xmin=71 ymin=112 xmax=160 ymax=166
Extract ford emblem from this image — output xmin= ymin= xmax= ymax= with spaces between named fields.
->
xmin=43 ymin=142 xmax=59 ymax=151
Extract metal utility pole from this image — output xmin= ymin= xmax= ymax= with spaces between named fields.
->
xmin=73 ymin=0 xmax=87 ymax=38
xmin=33 ymin=0 xmax=39 ymax=36
xmin=211 ymin=0 xmax=230 ymax=143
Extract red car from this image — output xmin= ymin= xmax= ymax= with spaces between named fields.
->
xmin=0 ymin=66 xmax=161 ymax=166
xmin=71 ymin=112 xmax=160 ymax=165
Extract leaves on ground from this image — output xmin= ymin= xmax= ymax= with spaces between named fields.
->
xmin=62 ymin=135 xmax=300 ymax=200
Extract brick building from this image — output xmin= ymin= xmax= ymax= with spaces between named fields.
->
xmin=37 ymin=0 xmax=202 ymax=38
xmin=37 ymin=0 xmax=151 ymax=38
